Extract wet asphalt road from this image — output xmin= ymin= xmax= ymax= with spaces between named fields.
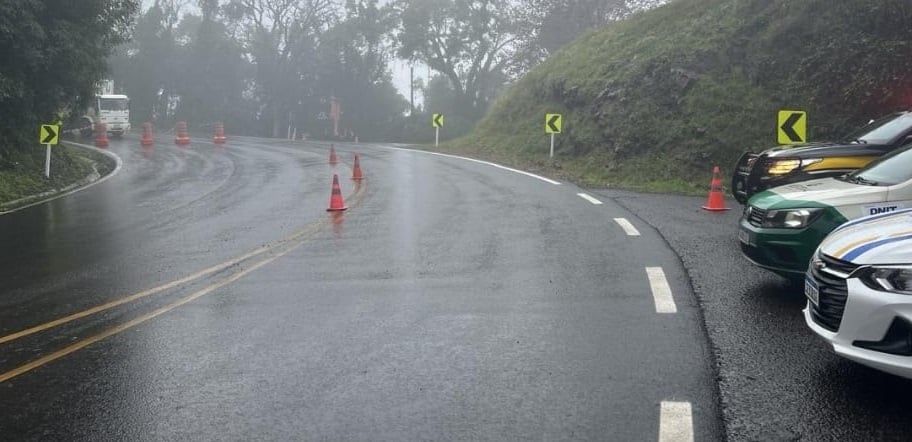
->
xmin=0 ymin=135 xmax=720 ymax=440
xmin=594 ymin=190 xmax=912 ymax=441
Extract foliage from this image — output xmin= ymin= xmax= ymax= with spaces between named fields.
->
xmin=109 ymin=1 xmax=183 ymax=126
xmin=315 ymin=0 xmax=408 ymax=140
xmin=0 ymin=143 xmax=114 ymax=207
xmin=453 ymin=0 xmax=912 ymax=191
xmin=108 ymin=0 xmax=409 ymax=141
xmin=0 ymin=0 xmax=137 ymax=164
xmin=514 ymin=0 xmax=668 ymax=62
xmin=393 ymin=0 xmax=521 ymax=122
xmin=175 ymin=0 xmax=250 ymax=129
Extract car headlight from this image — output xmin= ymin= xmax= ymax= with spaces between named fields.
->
xmin=761 ymin=208 xmax=823 ymax=228
xmin=859 ymin=266 xmax=912 ymax=295
xmin=767 ymin=159 xmax=800 ymax=175
xmin=766 ymin=158 xmax=823 ymax=175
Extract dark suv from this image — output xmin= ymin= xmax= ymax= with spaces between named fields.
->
xmin=731 ymin=111 xmax=912 ymax=204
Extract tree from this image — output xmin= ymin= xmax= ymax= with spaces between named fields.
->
xmin=0 ymin=0 xmax=137 ymax=159
xmin=174 ymin=1 xmax=250 ymax=128
xmin=316 ymin=0 xmax=406 ymax=140
xmin=230 ymin=0 xmax=336 ymax=137
xmin=109 ymin=0 xmax=183 ymax=125
xmin=394 ymin=0 xmax=520 ymax=121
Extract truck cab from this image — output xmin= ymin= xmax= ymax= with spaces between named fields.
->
xmin=94 ymin=94 xmax=131 ymax=137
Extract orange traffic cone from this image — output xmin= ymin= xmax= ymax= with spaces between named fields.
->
xmin=213 ymin=121 xmax=226 ymax=144
xmin=94 ymin=122 xmax=109 ymax=147
xmin=702 ymin=166 xmax=731 ymax=211
xmin=329 ymin=144 xmax=338 ymax=165
xmin=175 ymin=121 xmax=190 ymax=145
xmin=352 ymin=153 xmax=363 ymax=181
xmin=140 ymin=122 xmax=154 ymax=146
xmin=327 ymin=174 xmax=348 ymax=211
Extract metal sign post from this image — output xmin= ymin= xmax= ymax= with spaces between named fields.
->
xmin=550 ymin=133 xmax=555 ymax=158
xmin=44 ymin=144 xmax=51 ymax=178
xmin=39 ymin=124 xmax=59 ymax=178
xmin=545 ymin=114 xmax=562 ymax=158
xmin=432 ymin=113 xmax=444 ymax=147
xmin=45 ymin=144 xmax=51 ymax=177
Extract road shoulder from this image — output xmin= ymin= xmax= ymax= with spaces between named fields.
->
xmin=0 ymin=141 xmax=120 ymax=215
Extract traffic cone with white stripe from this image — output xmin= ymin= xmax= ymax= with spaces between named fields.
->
xmin=329 ymin=144 xmax=338 ymax=165
xmin=326 ymin=174 xmax=348 ymax=211
xmin=213 ymin=121 xmax=227 ymax=144
xmin=352 ymin=153 xmax=363 ymax=181
xmin=94 ymin=123 xmax=109 ymax=148
xmin=702 ymin=166 xmax=731 ymax=211
xmin=175 ymin=121 xmax=190 ymax=145
xmin=140 ymin=122 xmax=154 ymax=146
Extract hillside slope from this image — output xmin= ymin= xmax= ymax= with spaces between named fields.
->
xmin=454 ymin=0 xmax=912 ymax=192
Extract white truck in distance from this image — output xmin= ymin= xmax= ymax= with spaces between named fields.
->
xmin=79 ymin=80 xmax=130 ymax=138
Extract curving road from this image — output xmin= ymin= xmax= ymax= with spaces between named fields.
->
xmin=0 ymin=135 xmax=720 ymax=440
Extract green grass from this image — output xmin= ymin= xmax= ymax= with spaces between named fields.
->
xmin=438 ymin=0 xmax=912 ymax=193
xmin=0 ymin=142 xmax=113 ymax=210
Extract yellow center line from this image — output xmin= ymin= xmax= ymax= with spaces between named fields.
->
xmin=0 ymin=180 xmax=368 ymax=383
xmin=0 ymin=245 xmax=267 ymax=345
xmin=0 ymin=180 xmax=367 ymax=347
xmin=0 ymin=229 xmax=311 ymax=384
xmin=0 ymin=223 xmax=316 ymax=346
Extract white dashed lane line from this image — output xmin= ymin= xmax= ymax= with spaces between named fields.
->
xmin=613 ymin=217 xmax=641 ymax=236
xmin=646 ymin=267 xmax=677 ymax=314
xmin=577 ymin=193 xmax=603 ymax=205
xmin=659 ymin=401 xmax=694 ymax=442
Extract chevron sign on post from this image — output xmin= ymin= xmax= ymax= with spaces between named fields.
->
xmin=778 ymin=110 xmax=807 ymax=144
xmin=545 ymin=114 xmax=562 ymax=158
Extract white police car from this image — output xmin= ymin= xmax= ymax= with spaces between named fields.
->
xmin=804 ymin=208 xmax=912 ymax=379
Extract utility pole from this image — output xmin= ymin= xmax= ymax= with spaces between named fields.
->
xmin=410 ymin=65 xmax=415 ymax=116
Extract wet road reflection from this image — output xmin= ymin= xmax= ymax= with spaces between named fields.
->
xmin=0 ymin=139 xmax=720 ymax=440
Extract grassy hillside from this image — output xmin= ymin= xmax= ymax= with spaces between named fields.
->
xmin=448 ymin=0 xmax=912 ymax=193
xmin=0 ymin=143 xmax=113 ymax=210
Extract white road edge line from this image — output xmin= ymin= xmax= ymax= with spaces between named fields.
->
xmin=577 ymin=193 xmax=603 ymax=205
xmin=659 ymin=401 xmax=694 ymax=442
xmin=646 ymin=267 xmax=677 ymax=314
xmin=614 ymin=217 xmax=641 ymax=236
xmin=381 ymin=145 xmax=561 ymax=185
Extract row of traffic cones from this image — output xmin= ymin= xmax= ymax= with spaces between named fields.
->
xmin=95 ymin=124 xmax=721 ymax=214
xmin=96 ymin=121 xmax=226 ymax=148
xmin=140 ymin=121 xmax=229 ymax=147
xmin=327 ymin=150 xmax=364 ymax=211
xmin=327 ymin=144 xmax=363 ymax=178
xmin=99 ymin=124 xmax=361 ymax=212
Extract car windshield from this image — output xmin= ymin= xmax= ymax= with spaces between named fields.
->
xmin=841 ymin=112 xmax=912 ymax=144
xmin=848 ymin=144 xmax=912 ymax=186
xmin=99 ymin=98 xmax=128 ymax=111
